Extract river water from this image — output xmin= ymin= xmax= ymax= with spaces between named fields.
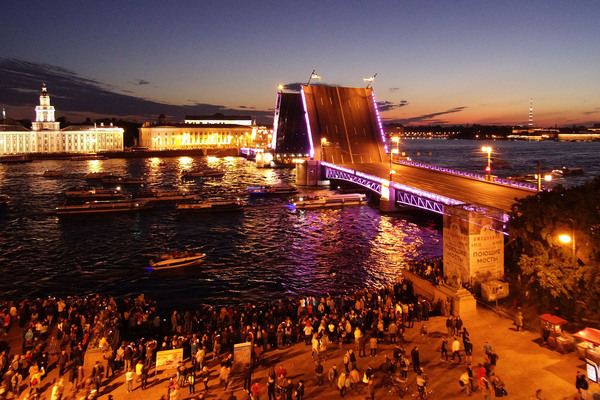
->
xmin=0 ymin=139 xmax=598 ymax=310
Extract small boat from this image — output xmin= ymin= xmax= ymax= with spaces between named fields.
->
xmin=290 ymin=193 xmax=367 ymax=209
xmin=149 ymin=252 xmax=206 ymax=270
xmin=132 ymin=190 xmax=198 ymax=202
xmin=56 ymin=200 xmax=151 ymax=215
xmin=507 ymin=174 xmax=539 ymax=183
xmin=247 ymin=185 xmax=298 ymax=195
xmin=42 ymin=169 xmax=64 ymax=177
xmin=176 ymin=199 xmax=244 ymax=212
xmin=65 ymin=186 xmax=125 ymax=200
xmin=552 ymin=166 xmax=585 ymax=176
xmin=100 ymin=175 xmax=145 ymax=185
xmin=182 ymin=169 xmax=225 ymax=179
xmin=490 ymin=157 xmax=510 ymax=168
xmin=85 ymin=172 xmax=113 ymax=180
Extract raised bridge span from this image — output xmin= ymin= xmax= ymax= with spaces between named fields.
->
xmin=272 ymin=84 xmax=536 ymax=216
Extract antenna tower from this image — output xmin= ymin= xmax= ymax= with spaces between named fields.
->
xmin=528 ymin=97 xmax=534 ymax=129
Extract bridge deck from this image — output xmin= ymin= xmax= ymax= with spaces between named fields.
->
xmin=338 ymin=162 xmax=535 ymax=212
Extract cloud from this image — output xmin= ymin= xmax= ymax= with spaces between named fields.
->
xmin=0 ymin=58 xmax=273 ymax=123
xmin=131 ymin=79 xmax=150 ymax=85
xmin=387 ymin=106 xmax=468 ymax=125
xmin=582 ymin=107 xmax=600 ymax=115
xmin=377 ymin=100 xmax=408 ymax=112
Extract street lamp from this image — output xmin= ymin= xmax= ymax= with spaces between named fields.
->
xmin=558 ymin=218 xmax=576 ymax=266
xmin=481 ymin=146 xmax=492 ymax=180
xmin=320 ymin=137 xmax=327 ymax=162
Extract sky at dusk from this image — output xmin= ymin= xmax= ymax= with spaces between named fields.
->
xmin=1 ymin=0 xmax=599 ymax=126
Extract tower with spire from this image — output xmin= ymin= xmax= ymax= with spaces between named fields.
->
xmin=528 ymin=97 xmax=534 ymax=132
xmin=32 ymin=83 xmax=60 ymax=131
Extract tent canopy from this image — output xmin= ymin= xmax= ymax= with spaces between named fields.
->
xmin=573 ymin=328 xmax=600 ymax=346
xmin=538 ymin=314 xmax=568 ymax=325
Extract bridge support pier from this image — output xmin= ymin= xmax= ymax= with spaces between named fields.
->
xmin=296 ymin=160 xmax=330 ymax=186
xmin=379 ymin=186 xmax=400 ymax=212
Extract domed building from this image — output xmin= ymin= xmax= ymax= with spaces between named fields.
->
xmin=0 ymin=84 xmax=124 ymax=155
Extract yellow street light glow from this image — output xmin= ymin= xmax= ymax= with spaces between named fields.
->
xmin=391 ymin=137 xmax=400 ymax=143
xmin=558 ymin=234 xmax=572 ymax=244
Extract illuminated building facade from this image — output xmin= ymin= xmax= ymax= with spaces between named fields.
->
xmin=139 ymin=114 xmax=267 ymax=150
xmin=0 ymin=84 xmax=124 ymax=155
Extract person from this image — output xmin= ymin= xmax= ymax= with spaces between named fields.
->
xmin=366 ymin=378 xmax=375 ymax=400
xmin=451 ymin=337 xmax=462 ymax=362
xmin=420 ymin=324 xmax=428 ymax=343
xmin=514 ymin=307 xmax=524 ymax=331
xmin=411 ymin=346 xmax=420 ymax=373
xmin=337 ymin=371 xmax=347 ymax=397
xmin=294 ymin=380 xmax=304 ymax=400
xmin=576 ymin=371 xmax=589 ymax=400
xmin=267 ymin=367 xmax=277 ymax=400
xmin=315 ymin=361 xmax=324 ymax=385
xmin=531 ymin=388 xmax=544 ymax=400
xmin=141 ymin=364 xmax=149 ymax=390
xmin=492 ymin=375 xmax=507 ymax=398
xmin=459 ymin=369 xmax=471 ymax=395
xmin=416 ymin=368 xmax=428 ymax=399
xmin=328 ymin=364 xmax=338 ymax=388
xmin=126 ymin=368 xmax=134 ymax=392
xmin=187 ymin=371 xmax=196 ymax=394
xmin=243 ymin=364 xmax=252 ymax=391
xmin=251 ymin=381 xmax=263 ymax=400
xmin=440 ymin=337 xmax=448 ymax=361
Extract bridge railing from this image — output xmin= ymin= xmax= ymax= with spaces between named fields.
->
xmin=397 ymin=160 xmax=538 ymax=191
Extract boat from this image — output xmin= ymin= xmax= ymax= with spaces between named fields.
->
xmin=56 ymin=200 xmax=151 ymax=215
xmin=132 ymin=190 xmax=198 ymax=202
xmin=70 ymin=154 xmax=108 ymax=161
xmin=65 ymin=186 xmax=125 ymax=200
xmin=181 ymin=169 xmax=225 ymax=179
xmin=176 ymin=198 xmax=244 ymax=212
xmin=100 ymin=175 xmax=146 ymax=185
xmin=149 ymin=252 xmax=206 ymax=270
xmin=551 ymin=166 xmax=585 ymax=176
xmin=290 ymin=193 xmax=367 ymax=209
xmin=85 ymin=172 xmax=113 ymax=180
xmin=247 ymin=185 xmax=298 ymax=195
xmin=0 ymin=155 xmax=33 ymax=164
xmin=42 ymin=169 xmax=64 ymax=177
xmin=507 ymin=174 xmax=539 ymax=183
xmin=490 ymin=157 xmax=510 ymax=169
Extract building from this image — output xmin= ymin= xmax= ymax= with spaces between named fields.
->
xmin=139 ymin=113 xmax=268 ymax=150
xmin=0 ymin=84 xmax=124 ymax=155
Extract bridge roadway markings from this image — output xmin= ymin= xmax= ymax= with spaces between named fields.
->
xmin=336 ymin=162 xmax=535 ymax=213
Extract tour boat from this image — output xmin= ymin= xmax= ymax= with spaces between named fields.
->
xmin=42 ymin=169 xmax=64 ymax=177
xmin=56 ymin=200 xmax=152 ymax=215
xmin=182 ymin=169 xmax=225 ymax=179
xmin=132 ymin=190 xmax=198 ymax=202
xmin=70 ymin=154 xmax=108 ymax=161
xmin=65 ymin=186 xmax=125 ymax=200
xmin=85 ymin=172 xmax=113 ymax=180
xmin=100 ymin=175 xmax=146 ymax=185
xmin=149 ymin=252 xmax=206 ymax=270
xmin=551 ymin=166 xmax=585 ymax=176
xmin=176 ymin=198 xmax=244 ymax=212
xmin=0 ymin=155 xmax=33 ymax=164
xmin=247 ymin=185 xmax=298 ymax=195
xmin=290 ymin=193 xmax=367 ymax=209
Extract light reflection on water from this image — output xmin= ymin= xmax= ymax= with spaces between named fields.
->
xmin=0 ymin=155 xmax=441 ymax=309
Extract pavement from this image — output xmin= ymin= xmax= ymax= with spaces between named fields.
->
xmin=2 ymin=304 xmax=594 ymax=400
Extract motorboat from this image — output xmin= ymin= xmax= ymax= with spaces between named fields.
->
xmin=56 ymin=199 xmax=152 ymax=215
xmin=0 ymin=155 xmax=33 ymax=164
xmin=552 ymin=166 xmax=585 ymax=176
xmin=247 ymin=185 xmax=298 ymax=195
xmin=85 ymin=172 xmax=113 ymax=180
xmin=290 ymin=193 xmax=367 ymax=209
xmin=70 ymin=154 xmax=108 ymax=161
xmin=149 ymin=252 xmax=206 ymax=270
xmin=182 ymin=169 xmax=225 ymax=179
xmin=100 ymin=175 xmax=145 ymax=185
xmin=65 ymin=186 xmax=125 ymax=200
xmin=132 ymin=190 xmax=198 ymax=202
xmin=176 ymin=198 xmax=244 ymax=212
xmin=42 ymin=169 xmax=64 ymax=177
xmin=507 ymin=174 xmax=539 ymax=183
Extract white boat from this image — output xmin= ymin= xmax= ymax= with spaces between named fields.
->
xmin=291 ymin=193 xmax=367 ymax=209
xmin=551 ymin=166 xmax=585 ymax=176
xmin=176 ymin=199 xmax=244 ymax=212
xmin=43 ymin=169 xmax=64 ymax=177
xmin=247 ymin=185 xmax=298 ymax=195
xmin=149 ymin=252 xmax=206 ymax=270
xmin=132 ymin=190 xmax=198 ymax=202
xmin=182 ymin=169 xmax=225 ymax=179
xmin=56 ymin=200 xmax=152 ymax=215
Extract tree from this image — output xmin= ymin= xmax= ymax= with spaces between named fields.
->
xmin=507 ymin=177 xmax=600 ymax=317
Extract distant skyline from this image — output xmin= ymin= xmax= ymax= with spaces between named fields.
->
xmin=1 ymin=1 xmax=599 ymax=126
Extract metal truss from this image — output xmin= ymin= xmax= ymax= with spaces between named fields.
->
xmin=394 ymin=190 xmax=447 ymax=214
xmin=324 ymin=166 xmax=382 ymax=193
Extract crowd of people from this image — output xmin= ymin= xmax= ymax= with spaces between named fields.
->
xmin=0 ymin=272 xmax=542 ymax=400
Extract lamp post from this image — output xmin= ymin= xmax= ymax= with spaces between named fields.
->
xmin=320 ymin=137 xmax=327 ymax=162
xmin=481 ymin=146 xmax=492 ymax=180
xmin=558 ymin=218 xmax=576 ymax=266
xmin=389 ymin=149 xmax=399 ymax=181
